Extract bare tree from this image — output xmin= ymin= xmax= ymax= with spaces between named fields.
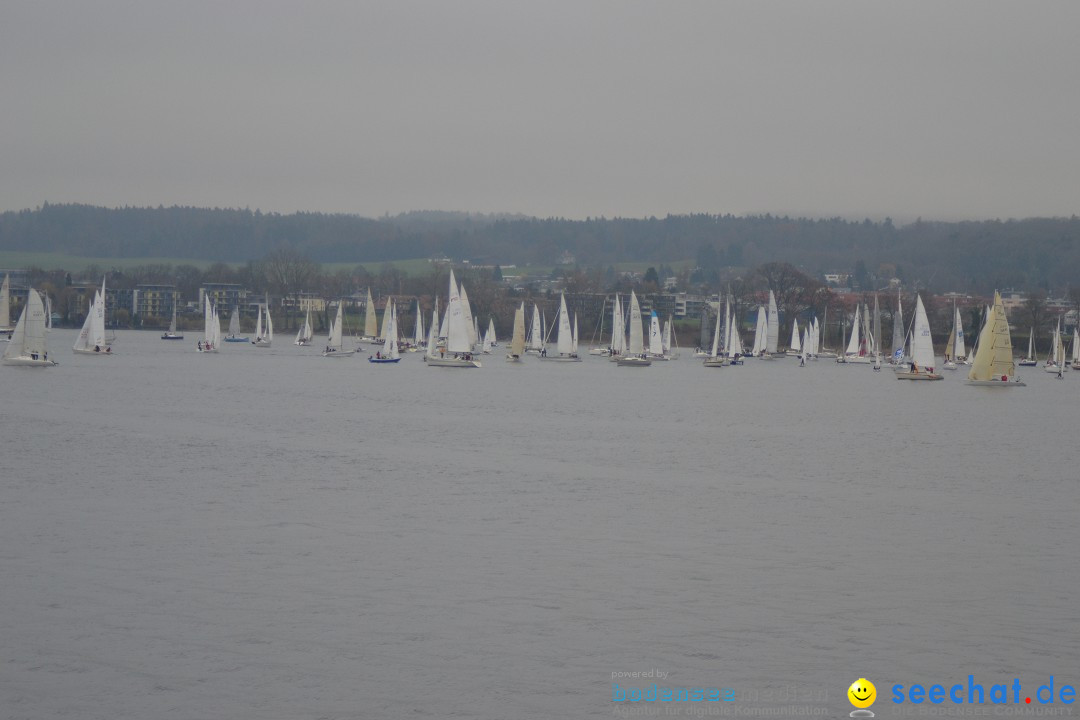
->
xmin=1022 ymin=289 xmax=1049 ymax=354
xmin=262 ymin=248 xmax=319 ymax=329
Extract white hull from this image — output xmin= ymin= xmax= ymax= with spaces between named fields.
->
xmin=943 ymin=360 xmax=958 ymax=370
xmin=426 ymin=356 xmax=481 ymax=368
xmin=589 ymin=348 xmax=610 ymax=356
xmin=966 ymin=378 xmax=1025 ymax=387
xmin=617 ymin=356 xmax=652 ymax=367
xmin=1044 ymin=363 xmax=1065 ymax=373
xmin=1017 ymin=359 xmax=1038 ymax=367
xmin=73 ymin=347 xmax=113 ymax=355
xmin=539 ymin=355 xmax=582 ymax=362
xmin=844 ymin=355 xmax=874 ymax=364
xmin=2 ymin=356 xmax=57 ymax=367
xmin=505 ymin=354 xmax=525 ymax=363
xmin=322 ymin=349 xmax=356 ymax=358
xmin=252 ymin=340 xmax=272 ymax=348
xmin=702 ymin=357 xmax=726 ymax=367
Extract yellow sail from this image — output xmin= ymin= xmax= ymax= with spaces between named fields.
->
xmin=968 ymin=291 xmax=1016 ymax=382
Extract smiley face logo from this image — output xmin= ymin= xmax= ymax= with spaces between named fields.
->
xmin=848 ymin=678 xmax=876 ymax=709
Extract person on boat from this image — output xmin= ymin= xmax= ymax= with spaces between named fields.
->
xmin=376 ymin=351 xmax=381 ymax=359
xmin=94 ymin=345 xmax=100 ymax=352
xmin=198 ymin=341 xmax=203 ymax=351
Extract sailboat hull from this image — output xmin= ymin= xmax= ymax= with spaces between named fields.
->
xmin=702 ymin=357 xmax=727 ymax=367
xmin=426 ymin=356 xmax=481 ymax=368
xmin=252 ymin=340 xmax=272 ymax=348
xmin=966 ymin=378 xmax=1025 ymax=387
xmin=161 ymin=333 xmax=184 ymax=340
xmin=73 ymin=347 xmax=113 ymax=355
xmin=895 ymin=371 xmax=943 ymax=381
xmin=368 ymin=357 xmax=401 ymax=363
xmin=2 ymin=356 xmax=57 ymax=367
xmin=616 ymin=356 xmax=652 ymax=367
xmin=539 ymin=354 xmax=582 ymax=362
xmin=224 ymin=336 xmax=248 ymax=343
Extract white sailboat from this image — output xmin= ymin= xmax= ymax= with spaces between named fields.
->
xmin=295 ymin=308 xmax=314 ymax=346
xmin=967 ymin=291 xmax=1024 ymax=386
xmin=751 ymin=305 xmax=768 ymax=357
xmin=162 ymin=301 xmax=184 ymax=340
xmin=1017 ymin=327 xmax=1038 ymax=366
xmin=0 ymin=273 xmax=13 ymax=339
xmin=617 ymin=290 xmax=651 ymax=366
xmin=541 ymin=292 xmax=581 ymax=362
xmin=526 ymin=304 xmax=544 ymax=354
xmin=506 ymin=302 xmax=526 ymax=362
xmin=896 ymin=295 xmax=942 ymax=380
xmin=369 ymin=299 xmax=401 ymax=363
xmin=661 ymin=316 xmax=679 ymax=359
xmin=703 ymin=301 xmax=726 ymax=368
xmin=73 ymin=289 xmax=112 ymax=355
xmin=607 ymin=294 xmax=627 ymax=360
xmin=3 ymin=289 xmax=56 ymax=366
xmin=45 ymin=294 xmax=53 ymax=333
xmin=646 ymin=310 xmax=666 ymax=360
xmin=425 ymin=303 xmax=440 ymax=361
xmin=486 ymin=318 xmax=497 ymax=349
xmin=727 ymin=306 xmax=746 ymax=363
xmin=427 ymin=270 xmax=481 ymax=367
xmin=410 ymin=300 xmax=426 ymax=351
xmin=765 ymin=290 xmax=781 ymax=357
xmin=1044 ymin=318 xmax=1065 ymax=373
xmin=789 ymin=318 xmax=801 ymax=356
xmin=322 ymin=300 xmax=356 ymax=357
xmin=252 ymin=297 xmax=273 ymax=347
xmin=1071 ymin=327 xmax=1080 ymax=371
xmin=224 ymin=307 xmax=247 ymax=342
xmin=361 ymin=288 xmax=379 ymax=343
xmin=197 ymin=295 xmax=221 ymax=352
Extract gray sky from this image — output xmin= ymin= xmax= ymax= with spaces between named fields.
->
xmin=3 ymin=1 xmax=1079 ymax=221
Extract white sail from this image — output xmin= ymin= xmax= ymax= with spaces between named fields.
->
xmin=487 ymin=318 xmax=496 ymax=348
xmin=572 ymin=313 xmax=579 ymax=354
xmin=648 ymin=311 xmax=663 ymax=356
xmin=414 ymin=301 xmax=426 ymax=346
xmin=384 ymin=300 xmax=400 ymax=359
xmin=229 ymin=308 xmax=240 ymax=337
xmin=0 ymin=274 xmax=10 ymax=331
xmin=254 ymin=304 xmax=264 ymax=340
xmin=328 ymin=303 xmax=344 ymax=351
xmin=628 ymin=291 xmax=645 ymax=355
xmin=789 ymin=318 xmax=801 ymax=354
xmin=729 ymin=310 xmax=745 ymax=357
xmin=766 ymin=290 xmax=779 ymax=354
xmin=968 ymin=291 xmax=1021 ymax=384
xmin=1073 ymin=328 xmax=1080 ymax=365
xmin=3 ymin=288 xmax=51 ymax=365
xmin=509 ymin=302 xmax=526 ymax=358
xmin=910 ymin=295 xmax=936 ymax=372
xmin=611 ymin=295 xmax=625 ymax=354
xmin=953 ymin=304 xmax=966 ymax=359
xmin=527 ymin=304 xmax=543 ymax=352
xmin=169 ymin=304 xmax=179 ymax=334
xmin=426 ymin=306 xmax=439 ymax=358
xmin=363 ymin=288 xmax=378 ymax=338
xmin=557 ymin=293 xmax=574 ymax=356
xmin=872 ymin=295 xmax=882 ymax=360
xmin=662 ymin=317 xmax=673 ymax=354
xmin=710 ymin=307 xmax=722 ymax=357
xmin=752 ymin=306 xmax=767 ymax=355
xmin=445 ymin=270 xmax=471 ymax=353
xmin=295 ymin=308 xmax=313 ymax=345
xmin=460 ymin=284 xmax=477 ymax=348
xmin=845 ymin=304 xmax=861 ymax=357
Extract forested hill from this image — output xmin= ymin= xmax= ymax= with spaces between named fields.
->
xmin=2 ymin=203 xmax=1079 ymax=292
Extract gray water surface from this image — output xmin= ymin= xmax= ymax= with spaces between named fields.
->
xmin=2 ymin=331 xmax=1077 ymax=719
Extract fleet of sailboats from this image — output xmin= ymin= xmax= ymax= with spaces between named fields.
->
xmin=617 ymin=291 xmax=651 ymax=367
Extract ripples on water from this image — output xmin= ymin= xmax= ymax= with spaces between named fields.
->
xmin=1 ymin=331 xmax=1076 ymax=718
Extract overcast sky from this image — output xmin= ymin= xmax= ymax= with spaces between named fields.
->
xmin=3 ymin=1 xmax=1078 ymax=222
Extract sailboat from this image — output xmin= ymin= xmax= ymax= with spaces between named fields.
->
xmin=161 ymin=301 xmax=184 ymax=340
xmin=0 ymin=273 xmax=13 ymax=340
xmin=789 ymin=318 xmax=801 ymax=357
xmin=410 ymin=300 xmax=426 ymax=351
xmin=322 ymin=300 xmax=356 ymax=357
xmin=541 ymin=292 xmax=582 ymax=361
xmin=889 ymin=291 xmax=905 ymax=363
xmin=526 ymin=304 xmax=544 ymax=354
xmin=295 ymin=308 xmax=314 ymax=346
xmin=1044 ymin=318 xmax=1065 ymax=373
xmin=645 ymin=310 xmax=667 ymax=360
xmin=251 ymin=297 xmax=273 ymax=347
xmin=1017 ymin=327 xmax=1038 ymax=366
xmin=617 ymin=291 xmax=651 ymax=366
xmin=607 ymin=294 xmax=627 ymax=360
xmin=360 ymin=288 xmax=379 ymax=344
xmin=427 ymin=270 xmax=481 ymax=368
xmin=726 ymin=305 xmax=746 ymax=364
xmin=197 ymin=295 xmax=221 ymax=353
xmin=2 ymin=289 xmax=56 ymax=366
xmin=224 ymin=307 xmax=247 ymax=342
xmin=765 ymin=290 xmax=781 ymax=358
xmin=486 ymin=318 xmax=497 ymax=349
xmin=896 ymin=295 xmax=942 ymax=380
xmin=750 ymin=305 xmax=768 ymax=358
xmin=703 ymin=300 xmax=726 ymax=368
xmin=661 ymin=316 xmax=680 ymax=359
xmin=966 ymin=291 xmax=1024 ymax=386
xmin=73 ymin=288 xmax=112 ymax=355
xmin=369 ymin=298 xmax=401 ymax=363
xmin=1071 ymin=327 xmax=1080 ymax=371
xmin=506 ymin=302 xmax=526 ymax=362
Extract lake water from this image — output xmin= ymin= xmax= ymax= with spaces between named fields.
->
xmin=2 ymin=330 xmax=1077 ymax=719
